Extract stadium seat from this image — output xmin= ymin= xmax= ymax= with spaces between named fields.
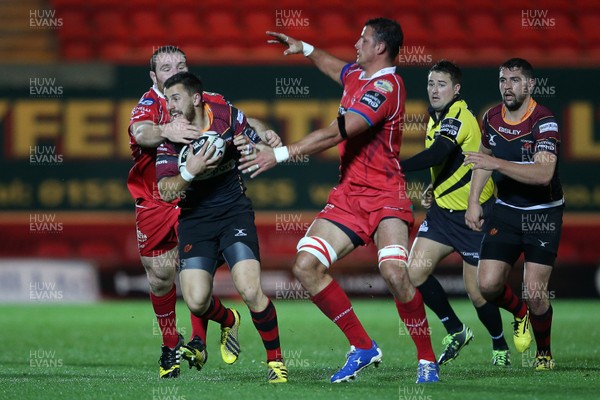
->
xmin=203 ymin=12 xmax=243 ymax=47
xmin=94 ymin=11 xmax=129 ymax=43
xmin=394 ymin=12 xmax=429 ymax=48
xmin=244 ymin=11 xmax=276 ymax=46
xmin=57 ymin=10 xmax=92 ymax=42
xmin=167 ymin=12 xmax=205 ymax=48
xmin=130 ymin=11 xmax=168 ymax=48
xmin=468 ymin=13 xmax=504 ymax=49
xmin=427 ymin=0 xmax=462 ymax=14
xmin=460 ymin=0 xmax=496 ymax=14
xmin=428 ymin=15 xmax=469 ymax=49
xmin=317 ymin=13 xmax=356 ymax=47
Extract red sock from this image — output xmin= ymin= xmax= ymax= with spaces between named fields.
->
xmin=530 ymin=305 xmax=553 ymax=357
xmin=311 ymin=280 xmax=372 ymax=349
xmin=149 ymin=285 xmax=179 ymax=349
xmin=190 ymin=314 xmax=208 ymax=343
xmin=201 ymin=295 xmax=234 ymax=327
xmin=250 ymin=300 xmax=281 ymax=362
xmin=496 ymin=284 xmax=527 ymax=319
xmin=395 ymin=290 xmax=436 ymax=362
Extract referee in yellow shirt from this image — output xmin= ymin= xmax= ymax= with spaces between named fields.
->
xmin=401 ymin=61 xmax=509 ymax=366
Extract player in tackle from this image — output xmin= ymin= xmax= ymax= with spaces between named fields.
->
xmin=240 ymin=18 xmax=439 ymax=383
xmin=156 ymin=71 xmax=288 ymax=383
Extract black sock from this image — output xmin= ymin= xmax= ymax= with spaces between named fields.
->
xmin=417 ymin=275 xmax=463 ymax=334
xmin=475 ymin=302 xmax=508 ymax=350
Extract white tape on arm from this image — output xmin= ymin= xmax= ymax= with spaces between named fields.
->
xmin=274 ymin=146 xmax=290 ymax=163
xmin=301 ymin=41 xmax=314 ymax=57
xmin=180 ymin=166 xmax=195 ymax=182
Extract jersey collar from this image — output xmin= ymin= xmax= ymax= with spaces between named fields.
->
xmin=359 ymin=66 xmax=396 ymax=80
xmin=428 ymin=94 xmax=461 ymax=125
xmin=152 ymin=84 xmax=165 ymax=99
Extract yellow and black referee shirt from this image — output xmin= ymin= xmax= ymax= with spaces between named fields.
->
xmin=425 ymin=98 xmax=494 ymax=210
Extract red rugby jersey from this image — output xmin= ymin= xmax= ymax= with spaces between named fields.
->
xmin=337 ymin=63 xmax=406 ymax=190
xmin=127 ymin=86 xmax=227 ymax=203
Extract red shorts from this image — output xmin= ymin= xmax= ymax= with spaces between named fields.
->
xmin=135 ymin=199 xmax=179 ymax=257
xmin=316 ymin=183 xmax=414 ymax=245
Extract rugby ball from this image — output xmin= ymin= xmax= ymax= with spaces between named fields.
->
xmin=178 ymin=131 xmax=226 ymax=170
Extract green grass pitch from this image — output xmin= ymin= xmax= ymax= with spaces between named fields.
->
xmin=1 ymin=299 xmax=598 ymax=399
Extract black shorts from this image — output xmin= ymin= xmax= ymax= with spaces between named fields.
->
xmin=480 ymin=203 xmax=564 ymax=266
xmin=416 ymin=199 xmax=494 ymax=265
xmin=177 ymin=200 xmax=260 ymax=274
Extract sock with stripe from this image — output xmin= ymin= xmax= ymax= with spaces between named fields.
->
xmin=417 ymin=275 xmax=463 ymax=334
xmin=311 ymin=280 xmax=372 ymax=350
xmin=201 ymin=295 xmax=235 ymax=327
xmin=530 ymin=304 xmax=553 ymax=357
xmin=395 ymin=290 xmax=436 ymax=363
xmin=494 ymin=284 xmax=527 ymax=319
xmin=250 ymin=299 xmax=282 ymax=362
xmin=475 ymin=302 xmax=508 ymax=350
xmin=149 ymin=285 xmax=179 ymax=349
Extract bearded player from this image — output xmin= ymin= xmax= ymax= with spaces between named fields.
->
xmin=128 ymin=45 xmax=279 ymax=378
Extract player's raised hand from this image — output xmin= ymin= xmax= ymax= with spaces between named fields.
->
xmin=238 ymin=142 xmax=277 ymax=178
xmin=234 ymin=134 xmax=255 ymax=157
xmin=266 ymin=31 xmax=304 ymax=55
xmin=265 ymin=130 xmax=282 ymax=148
xmin=186 ymin=140 xmax=219 ymax=176
xmin=161 ymin=119 xmax=201 ymax=144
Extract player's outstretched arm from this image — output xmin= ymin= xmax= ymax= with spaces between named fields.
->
xmin=247 ymin=117 xmax=282 ymax=147
xmin=238 ymin=112 xmax=369 ymax=178
xmin=267 ymin=31 xmax=347 ymax=85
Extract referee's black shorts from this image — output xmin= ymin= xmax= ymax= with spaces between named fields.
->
xmin=416 ymin=198 xmax=494 ymax=266
xmin=480 ymin=203 xmax=564 ymax=267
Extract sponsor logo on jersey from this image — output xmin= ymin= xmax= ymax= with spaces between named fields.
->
xmin=359 ymin=90 xmax=387 ymax=112
xmin=373 ymin=79 xmax=393 ymax=93
xmin=418 ymin=220 xmax=429 ymax=232
xmin=538 ymin=122 xmax=558 ymax=133
xmin=183 ymin=244 xmax=193 ymax=252
xmin=488 ymin=134 xmax=497 ymax=146
xmin=440 ymin=118 xmax=462 ymax=140
xmin=489 ymin=228 xmax=498 ymax=235
xmin=535 ymin=139 xmax=556 ymax=153
xmin=236 ymin=109 xmax=245 ymax=125
xmin=139 ymin=98 xmax=155 ymax=106
xmin=498 ymin=126 xmax=521 ymax=135
xmin=234 ymin=228 xmax=247 ymax=237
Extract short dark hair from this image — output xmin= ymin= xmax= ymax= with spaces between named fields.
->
xmin=430 ymin=60 xmax=462 ymax=86
xmin=163 ymin=71 xmax=203 ymax=97
xmin=500 ymin=58 xmax=534 ymax=80
xmin=365 ymin=18 xmax=403 ymax=60
xmin=150 ymin=45 xmax=186 ymax=72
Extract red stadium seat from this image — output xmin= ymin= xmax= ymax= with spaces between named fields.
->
xmin=317 ymin=13 xmax=356 ymax=47
xmin=395 ymin=12 xmax=430 ymax=49
xmin=130 ymin=11 xmax=168 ymax=48
xmin=244 ymin=11 xmax=278 ymax=47
xmin=57 ymin=10 xmax=92 ymax=42
xmin=167 ymin=12 xmax=204 ymax=48
xmin=468 ymin=13 xmax=504 ymax=49
xmin=426 ymin=0 xmax=462 ymax=14
xmin=460 ymin=0 xmax=496 ymax=14
xmin=94 ymin=11 xmax=129 ymax=43
xmin=203 ymin=12 xmax=243 ymax=47
xmin=428 ymin=15 xmax=469 ymax=49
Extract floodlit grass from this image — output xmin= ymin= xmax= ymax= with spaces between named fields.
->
xmin=1 ymin=299 xmax=598 ymax=399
